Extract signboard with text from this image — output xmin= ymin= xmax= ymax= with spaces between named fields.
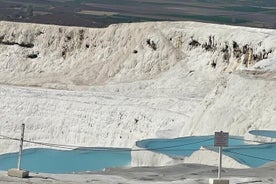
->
xmin=214 ymin=131 xmax=229 ymax=147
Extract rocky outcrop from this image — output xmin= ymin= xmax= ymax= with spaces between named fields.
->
xmin=0 ymin=21 xmax=275 ymax=89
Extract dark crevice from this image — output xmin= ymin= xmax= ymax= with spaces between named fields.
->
xmin=146 ymin=39 xmax=157 ymax=51
xmin=18 ymin=42 xmax=34 ymax=48
xmin=27 ymin=53 xmax=38 ymax=59
xmin=189 ymin=40 xmax=201 ymax=47
xmin=211 ymin=61 xmax=217 ymax=68
xmin=65 ymin=34 xmax=72 ymax=42
xmin=202 ymin=36 xmax=215 ymax=51
xmin=0 ymin=40 xmax=34 ymax=48
xmin=79 ymin=29 xmax=84 ymax=42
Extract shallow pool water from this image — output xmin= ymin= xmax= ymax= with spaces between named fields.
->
xmin=136 ymin=135 xmax=244 ymax=158
xmin=1 ymin=135 xmax=275 ymax=173
xmin=249 ymin=130 xmax=276 ymax=138
xmin=137 ymin=135 xmax=276 ymax=167
xmin=0 ymin=148 xmax=131 ymax=174
xmin=223 ymin=143 xmax=276 ymax=167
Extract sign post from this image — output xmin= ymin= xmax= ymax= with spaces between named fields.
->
xmin=209 ymin=131 xmax=229 ymax=184
xmin=17 ymin=123 xmax=25 ymax=170
xmin=214 ymin=131 xmax=229 ymax=179
xmin=8 ymin=123 xmax=29 ymax=178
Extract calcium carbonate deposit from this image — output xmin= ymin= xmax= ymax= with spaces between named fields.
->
xmin=0 ymin=21 xmax=275 ymax=168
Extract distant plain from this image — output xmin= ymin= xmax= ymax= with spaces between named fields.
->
xmin=0 ymin=0 xmax=276 ymax=28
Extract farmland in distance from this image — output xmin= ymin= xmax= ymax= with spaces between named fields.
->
xmin=0 ymin=0 xmax=276 ymax=28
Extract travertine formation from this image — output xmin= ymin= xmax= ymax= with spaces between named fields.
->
xmin=0 ymin=21 xmax=275 ymax=168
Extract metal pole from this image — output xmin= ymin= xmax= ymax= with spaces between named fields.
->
xmin=17 ymin=123 xmax=25 ymax=170
xmin=218 ymin=146 xmax=222 ymax=179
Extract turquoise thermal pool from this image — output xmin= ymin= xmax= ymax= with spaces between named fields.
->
xmin=0 ymin=133 xmax=275 ymax=174
xmin=136 ymin=135 xmax=276 ymax=167
xmin=0 ymin=148 xmax=131 ymax=174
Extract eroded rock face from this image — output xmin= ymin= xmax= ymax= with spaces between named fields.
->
xmin=0 ymin=21 xmax=275 ymax=89
xmin=186 ymin=36 xmax=273 ymax=68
